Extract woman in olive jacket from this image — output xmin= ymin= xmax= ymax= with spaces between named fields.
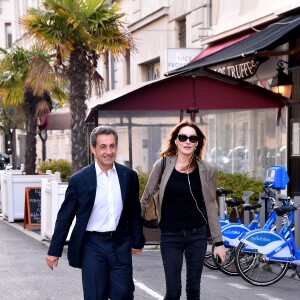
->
xmin=141 ymin=120 xmax=226 ymax=300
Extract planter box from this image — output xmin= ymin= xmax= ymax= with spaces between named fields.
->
xmin=41 ymin=179 xmax=74 ymax=241
xmin=1 ymin=172 xmax=60 ymax=222
xmin=0 ymin=170 xmax=23 ymax=214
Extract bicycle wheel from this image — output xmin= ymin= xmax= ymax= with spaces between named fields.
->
xmin=203 ymin=237 xmax=219 ymax=270
xmin=235 ymin=242 xmax=289 ymax=286
xmin=213 ymin=246 xmax=240 ymax=276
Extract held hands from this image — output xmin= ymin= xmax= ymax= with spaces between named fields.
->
xmin=213 ymin=245 xmax=226 ymax=264
xmin=131 ymin=248 xmax=143 ymax=255
xmin=46 ymin=255 xmax=59 ymax=270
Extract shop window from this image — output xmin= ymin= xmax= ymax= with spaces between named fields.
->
xmin=96 ymin=108 xmax=286 ymax=179
xmin=104 ymin=51 xmax=110 ymax=91
xmin=177 ymin=19 xmax=186 ymax=48
xmin=144 ymin=60 xmax=160 ymax=81
xmin=142 ymin=139 xmax=148 ymax=148
xmin=125 ymin=49 xmax=131 ymax=85
xmin=291 ymin=121 xmax=300 ymax=156
xmin=5 ymin=23 xmax=12 ymax=48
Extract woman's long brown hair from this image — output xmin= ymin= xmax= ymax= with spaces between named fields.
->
xmin=160 ymin=120 xmax=206 ymax=171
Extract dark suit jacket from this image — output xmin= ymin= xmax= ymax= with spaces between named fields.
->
xmin=48 ymin=162 xmax=145 ymax=268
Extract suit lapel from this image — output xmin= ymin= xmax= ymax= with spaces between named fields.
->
xmin=115 ymin=162 xmax=127 ymax=203
xmin=83 ymin=162 xmax=97 ymax=192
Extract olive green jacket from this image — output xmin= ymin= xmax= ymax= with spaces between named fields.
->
xmin=141 ymin=155 xmax=223 ymax=244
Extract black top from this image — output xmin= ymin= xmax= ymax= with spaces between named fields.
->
xmin=160 ymin=166 xmax=207 ymax=231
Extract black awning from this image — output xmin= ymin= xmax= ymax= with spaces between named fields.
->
xmin=167 ymin=14 xmax=300 ymax=76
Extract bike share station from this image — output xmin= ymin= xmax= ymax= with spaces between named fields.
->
xmin=262 ymin=166 xmax=300 ymax=250
xmin=218 ymin=165 xmax=300 ymax=249
xmin=214 ymin=166 xmax=300 ymax=283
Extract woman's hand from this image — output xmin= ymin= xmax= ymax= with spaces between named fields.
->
xmin=213 ymin=245 xmax=226 ymax=264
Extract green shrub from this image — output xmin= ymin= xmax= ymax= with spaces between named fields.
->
xmin=136 ymin=166 xmax=150 ymax=198
xmin=39 ymin=159 xmax=73 ymax=181
xmin=216 ymin=169 xmax=263 ymax=203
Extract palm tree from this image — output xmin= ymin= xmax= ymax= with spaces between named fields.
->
xmin=0 ymin=46 xmax=66 ymax=174
xmin=21 ymin=0 xmax=134 ymax=173
xmin=0 ymin=104 xmax=25 ymax=169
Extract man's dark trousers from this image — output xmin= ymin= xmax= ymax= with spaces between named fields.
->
xmin=81 ymin=231 xmax=134 ymax=300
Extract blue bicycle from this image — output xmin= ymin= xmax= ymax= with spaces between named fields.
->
xmin=234 ymin=201 xmax=300 ymax=286
xmin=213 ymin=190 xmax=292 ymax=276
xmin=204 ymin=187 xmax=236 ymax=270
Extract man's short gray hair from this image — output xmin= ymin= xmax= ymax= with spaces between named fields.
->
xmin=90 ymin=125 xmax=118 ymax=147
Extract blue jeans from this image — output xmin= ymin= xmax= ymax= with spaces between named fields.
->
xmin=160 ymin=226 xmax=207 ymax=300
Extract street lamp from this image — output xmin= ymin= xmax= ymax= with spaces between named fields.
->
xmin=38 ymin=130 xmax=47 ymax=161
xmin=270 ymin=60 xmax=293 ymax=99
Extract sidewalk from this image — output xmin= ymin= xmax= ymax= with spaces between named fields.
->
xmin=0 ymin=218 xmax=83 ymax=300
xmin=1 ymin=216 xmax=299 ymax=300
xmin=0 ymin=217 xmax=159 ymax=300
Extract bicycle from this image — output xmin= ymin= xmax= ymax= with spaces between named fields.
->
xmin=212 ymin=202 xmax=261 ymax=276
xmin=212 ymin=190 xmax=292 ymax=276
xmin=204 ymin=187 xmax=235 ymax=270
xmin=234 ymin=200 xmax=300 ymax=286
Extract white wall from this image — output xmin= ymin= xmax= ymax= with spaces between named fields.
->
xmin=117 ymin=0 xmax=210 ymax=84
xmin=211 ymin=0 xmax=300 ymax=37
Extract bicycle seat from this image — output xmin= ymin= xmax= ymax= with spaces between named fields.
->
xmin=274 ymin=205 xmax=297 ymax=216
xmin=225 ymin=198 xmax=245 ymax=206
xmin=243 ymin=203 xmax=262 ymax=211
xmin=216 ymin=187 xmax=233 ymax=196
xmin=277 ymin=196 xmax=291 ymax=201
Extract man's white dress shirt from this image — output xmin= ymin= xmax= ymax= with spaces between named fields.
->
xmin=86 ymin=162 xmax=123 ymax=232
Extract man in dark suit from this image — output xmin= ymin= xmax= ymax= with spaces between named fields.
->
xmin=46 ymin=125 xmax=145 ymax=299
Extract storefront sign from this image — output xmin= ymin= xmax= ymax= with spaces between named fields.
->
xmin=208 ymin=56 xmax=266 ymax=79
xmin=23 ymin=187 xmax=41 ymax=230
xmin=167 ymin=48 xmax=200 ymax=72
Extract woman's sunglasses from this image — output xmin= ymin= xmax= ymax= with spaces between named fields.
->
xmin=177 ymin=134 xmax=199 ymax=143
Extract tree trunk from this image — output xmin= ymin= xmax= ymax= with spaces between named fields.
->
xmin=8 ymin=129 xmax=17 ymax=169
xmin=68 ymin=48 xmax=89 ymax=173
xmin=24 ymin=110 xmax=37 ymax=174
xmin=23 ymin=91 xmax=39 ymax=175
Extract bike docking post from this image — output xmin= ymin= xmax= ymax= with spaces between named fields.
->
xmin=294 ymin=196 xmax=300 ymax=249
xmin=242 ymin=191 xmax=254 ymax=226
xmin=259 ymin=192 xmax=266 ymax=227
xmin=263 ymin=165 xmax=290 ymax=232
xmin=275 ymin=193 xmax=283 ymax=232
xmin=219 ymin=193 xmax=226 ymax=220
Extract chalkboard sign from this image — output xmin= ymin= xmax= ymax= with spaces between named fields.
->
xmin=23 ymin=187 xmax=41 ymax=230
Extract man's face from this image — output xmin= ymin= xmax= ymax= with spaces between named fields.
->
xmin=90 ymin=134 xmax=118 ymax=172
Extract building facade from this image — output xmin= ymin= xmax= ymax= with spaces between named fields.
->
xmin=1 ymin=0 xmax=300 ymax=195
xmin=93 ymin=0 xmax=300 ymax=194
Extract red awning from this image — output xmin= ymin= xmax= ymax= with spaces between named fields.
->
xmin=41 ymin=110 xmax=71 ymax=130
xmin=86 ymin=68 xmax=288 ymax=122
xmin=192 ymin=32 xmax=253 ymax=62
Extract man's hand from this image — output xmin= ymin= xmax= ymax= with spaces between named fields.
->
xmin=46 ymin=255 xmax=59 ymax=270
xmin=131 ymin=248 xmax=143 ymax=255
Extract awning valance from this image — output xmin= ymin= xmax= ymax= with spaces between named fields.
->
xmin=167 ymin=14 xmax=300 ymax=77
xmin=39 ymin=109 xmax=71 ymax=131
